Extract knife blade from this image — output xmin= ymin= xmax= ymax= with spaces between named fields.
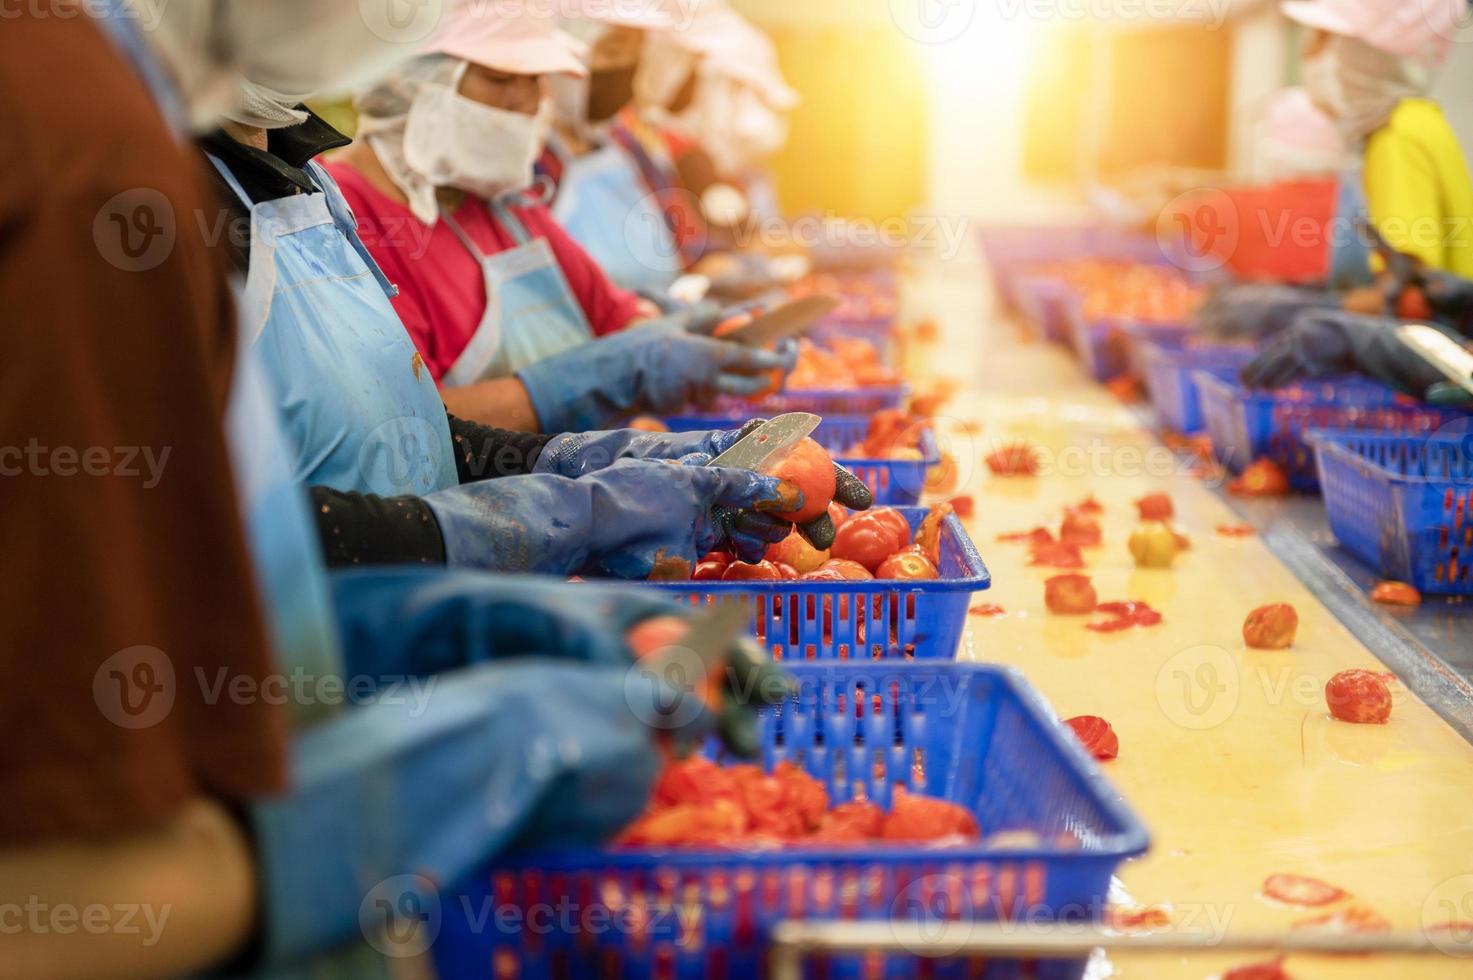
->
xmin=721 ymin=295 xmax=841 ymax=348
xmin=649 ymin=599 xmax=753 ymax=680
xmin=1397 ymin=323 xmax=1473 ymax=396
xmin=708 ymin=413 xmax=821 ymax=473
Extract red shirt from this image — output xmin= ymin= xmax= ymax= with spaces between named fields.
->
xmin=326 ymin=160 xmax=642 ymax=381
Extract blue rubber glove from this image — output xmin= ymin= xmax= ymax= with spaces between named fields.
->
xmin=1196 ymin=283 xmax=1344 ymax=341
xmin=1240 ymin=309 xmax=1472 ymax=405
xmin=535 ymin=421 xmax=877 ymax=550
xmin=248 ymin=659 xmax=667 ymax=968
xmin=423 ymin=458 xmax=799 ymax=576
xmin=517 ymin=316 xmax=796 ymax=432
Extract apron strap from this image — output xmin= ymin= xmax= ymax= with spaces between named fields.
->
xmin=305 ymin=161 xmax=398 ymax=299
xmin=206 ymin=154 xmax=258 ymax=210
xmin=488 ymin=198 xmax=534 ymax=247
xmin=439 ymin=205 xmax=490 ymax=258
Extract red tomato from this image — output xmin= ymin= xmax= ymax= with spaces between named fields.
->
xmin=1229 ymin=459 xmax=1290 ymax=497
xmin=1243 ymin=604 xmax=1298 ymax=650
xmin=1370 ymin=581 xmax=1421 ymax=606
xmin=831 ymin=516 xmax=901 ymax=572
xmin=875 ymin=551 xmax=940 ymax=580
xmin=1072 ymin=495 xmax=1104 ymax=515
xmin=699 ymin=550 xmax=733 ymax=568
xmin=774 ymin=761 xmax=829 ymax=831
xmin=947 ymin=495 xmax=975 ymax=519
xmin=1325 ymin=670 xmax=1393 ymax=724
xmin=765 ymin=531 xmax=829 ymax=574
xmin=1029 ymin=542 xmax=1085 ymax=569
xmin=722 ymin=560 xmax=782 ymax=581
xmin=1059 ymin=511 xmax=1102 ymax=547
xmin=867 ymin=508 xmax=913 ymax=549
xmin=806 ymin=799 xmax=885 ymax=843
xmin=617 ymin=799 xmax=749 ymax=847
xmin=1045 ymin=574 xmax=1097 ymax=615
xmin=773 ymin=562 xmax=799 ymax=579
xmin=998 ymin=526 xmax=1054 ymax=546
xmin=769 ymin=438 xmax=837 ymax=523
xmin=693 ymin=560 xmax=728 ymax=581
xmin=827 ymin=501 xmax=848 ymax=529
xmin=1087 ymin=601 xmax=1163 ymax=632
xmin=814 ymin=559 xmax=874 ymax=580
xmin=1222 ymin=957 xmax=1291 ymax=980
xmin=1262 ymin=873 xmax=1345 ymax=907
xmin=1135 ymin=492 xmax=1174 ymax=521
xmin=654 ymin=756 xmax=737 ymax=807
xmin=970 ymin=603 xmax=1007 ymax=617
xmin=731 ymin=767 xmax=803 ymax=838
xmin=879 ymin=786 xmax=980 ymax=842
xmin=1064 ymin=715 xmax=1118 ymax=760
xmin=985 ymin=441 xmax=1041 ymax=476
xmin=1216 ymin=523 xmax=1255 ymax=538
xmin=1107 ymin=906 xmax=1170 ymax=930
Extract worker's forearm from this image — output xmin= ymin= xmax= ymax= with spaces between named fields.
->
xmin=0 ymin=799 xmax=258 ymax=980
xmin=440 ymin=376 xmax=541 ymax=431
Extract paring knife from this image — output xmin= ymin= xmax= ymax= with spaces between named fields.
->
xmin=721 ymin=295 xmax=842 ymax=348
xmin=1397 ymin=323 xmax=1473 ymax=397
xmin=708 ymin=413 xmax=821 ymax=474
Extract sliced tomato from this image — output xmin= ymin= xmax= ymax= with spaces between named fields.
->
xmin=1263 ymin=873 xmax=1345 ymax=907
xmin=947 ymin=494 xmax=975 ymax=519
xmin=1087 ymin=601 xmax=1163 ymax=632
xmin=1064 ymin=715 xmax=1118 ymax=760
xmin=1107 ymin=905 xmax=1170 ymax=930
xmin=879 ymin=786 xmax=980 ymax=842
xmin=1072 ymin=495 xmax=1105 ymax=516
xmin=1370 ymin=581 xmax=1422 ymax=606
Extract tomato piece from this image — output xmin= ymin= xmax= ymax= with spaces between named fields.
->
xmin=1216 ymin=523 xmax=1255 ymax=538
xmin=862 ymin=408 xmax=915 ymax=456
xmin=692 ymin=560 xmax=728 ymax=581
xmin=876 ymin=551 xmax=940 ymax=580
xmin=1029 ymin=542 xmax=1085 ymax=569
xmin=1064 ymin=715 xmax=1118 ymax=760
xmin=1045 ymin=574 xmax=1098 ymax=615
xmin=1291 ymin=905 xmax=1391 ymax=933
xmin=1087 ymin=601 xmax=1163 ymax=632
xmin=1059 ymin=510 xmax=1102 ymax=547
xmin=985 ymin=440 xmax=1041 ymax=476
xmin=830 ymin=516 xmax=900 ymax=572
xmin=617 ymin=799 xmax=750 ymax=847
xmin=765 ymin=530 xmax=830 ymax=574
xmin=1072 ymin=495 xmax=1104 ymax=515
xmin=970 ymin=603 xmax=1007 ymax=617
xmin=1228 ymin=458 xmax=1291 ymax=497
xmin=1222 ymin=957 xmax=1291 ymax=980
xmin=721 ymin=560 xmax=783 ymax=581
xmin=1107 ymin=905 xmax=1170 ymax=930
xmin=1134 ymin=492 xmax=1174 ymax=521
xmin=915 ymin=502 xmax=953 ymax=566
xmin=809 ymin=799 xmax=884 ymax=842
xmin=879 ymin=786 xmax=980 ymax=842
xmin=867 ymin=508 xmax=913 ymax=549
xmin=654 ymin=757 xmax=738 ymax=807
xmin=1105 ymin=374 xmax=1145 ymax=403
xmin=998 ymin=526 xmax=1054 ymax=545
xmin=1370 ymin=581 xmax=1421 ymax=606
xmin=774 ymin=761 xmax=829 ymax=831
xmin=769 ymin=437 xmax=837 ymax=523
xmin=1325 ymin=669 xmax=1393 ymax=724
xmin=1262 ymin=873 xmax=1345 ymax=907
xmin=925 ymin=451 xmax=960 ymax=494
xmin=947 ymin=495 xmax=975 ymax=519
xmin=1243 ymin=603 xmax=1298 ymax=650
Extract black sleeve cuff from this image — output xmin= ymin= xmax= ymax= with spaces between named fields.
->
xmin=446 ymin=412 xmax=555 ymax=483
xmin=310 ymin=486 xmax=446 ymax=567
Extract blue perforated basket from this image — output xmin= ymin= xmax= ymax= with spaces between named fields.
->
xmin=649 ymin=507 xmax=987 ymax=662
xmin=662 ymin=415 xmax=941 ymax=507
xmin=1133 ymin=335 xmax=1255 ymax=433
xmin=1013 ymin=276 xmax=1076 ymax=344
xmin=1310 ymin=429 xmax=1473 ymax=595
xmin=1065 ymin=307 xmax=1192 ymax=382
xmin=432 ymin=661 xmax=1151 ymax=980
xmin=1195 ymin=373 xmax=1467 ymax=491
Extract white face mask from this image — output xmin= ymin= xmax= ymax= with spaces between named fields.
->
xmin=404 ymin=85 xmax=553 ymax=202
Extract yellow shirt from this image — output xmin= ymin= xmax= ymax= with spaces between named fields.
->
xmin=1364 ymin=98 xmax=1473 ymax=277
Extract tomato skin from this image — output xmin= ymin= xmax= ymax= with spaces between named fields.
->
xmin=875 ymin=551 xmax=940 ymax=580
xmin=721 ymin=560 xmax=783 ymax=581
xmin=831 ymin=517 xmax=901 ymax=572
xmin=1059 ymin=511 xmax=1102 ymax=547
xmin=867 ymin=508 xmax=913 ymax=549
xmin=827 ymin=502 xmax=848 ymax=529
xmin=1045 ymin=574 xmax=1098 ymax=615
xmin=1087 ymin=601 xmax=1163 ymax=632
xmin=814 ymin=559 xmax=874 ymax=581
xmin=985 ymin=441 xmax=1041 ymax=476
xmin=765 ymin=531 xmax=829 ymax=574
xmin=1134 ymin=492 xmax=1174 ymax=521
xmin=1216 ymin=523 xmax=1255 ymax=538
xmin=1064 ymin=715 xmax=1118 ymax=760
xmin=1072 ymin=495 xmax=1104 ymax=515
xmin=693 ymin=560 xmax=728 ymax=581
xmin=1243 ymin=603 xmax=1298 ymax=650
xmin=654 ymin=757 xmax=738 ymax=807
xmin=998 ymin=526 xmax=1054 ymax=545
xmin=1325 ymin=669 xmax=1393 ymax=724
xmin=1029 ymin=542 xmax=1085 ymax=569
xmin=699 ymin=550 xmax=733 ymax=568
xmin=970 ymin=603 xmax=1007 ymax=617
xmin=879 ymin=786 xmax=980 ymax=842
xmin=1262 ymin=873 xmax=1345 ymax=907
xmin=1291 ymin=905 xmax=1391 ymax=933
xmin=1370 ymin=581 xmax=1421 ymax=606
xmin=1222 ymin=957 xmax=1291 ymax=980
xmin=770 ymin=438 xmax=837 ymax=523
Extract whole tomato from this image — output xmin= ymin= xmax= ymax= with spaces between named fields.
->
xmin=765 ymin=530 xmax=829 ymax=574
xmin=875 ymin=551 xmax=940 ymax=580
xmin=722 ymin=560 xmax=783 ymax=581
xmin=770 ymin=438 xmax=837 ymax=523
xmin=1229 ymin=459 xmax=1290 ymax=497
xmin=1370 ymin=581 xmax=1421 ymax=606
xmin=1135 ymin=492 xmax=1174 ymax=521
xmin=1045 ymin=574 xmax=1097 ymax=615
xmin=867 ymin=508 xmax=913 ymax=549
xmin=879 ymin=786 xmax=980 ymax=842
xmin=813 ymin=559 xmax=874 ymax=580
xmin=1243 ymin=603 xmax=1298 ymax=650
xmin=831 ymin=515 xmax=902 ymax=572
xmin=693 ymin=560 xmax=728 ymax=581
xmin=827 ymin=501 xmax=848 ymax=530
xmin=699 ymin=550 xmax=733 ymax=568
xmin=773 ymin=562 xmax=800 ymax=579
xmin=1325 ymin=669 xmax=1393 ymax=724
xmin=1060 ymin=510 xmax=1102 ymax=547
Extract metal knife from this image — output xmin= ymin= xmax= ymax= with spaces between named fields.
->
xmin=708 ymin=412 xmax=821 ymax=473
xmin=721 ymin=295 xmax=841 ymax=348
xmin=1397 ymin=323 xmax=1473 ymax=397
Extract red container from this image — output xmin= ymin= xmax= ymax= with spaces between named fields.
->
xmin=1162 ymin=179 xmax=1338 ymax=285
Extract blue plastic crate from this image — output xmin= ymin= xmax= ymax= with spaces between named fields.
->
xmin=662 ymin=415 xmax=941 ymax=507
xmin=1013 ymin=276 xmax=1075 ymax=344
xmin=1065 ymin=308 xmax=1195 ymax=382
xmin=432 ymin=661 xmax=1151 ymax=980
xmin=1195 ymin=373 xmax=1467 ymax=491
xmin=649 ymin=507 xmax=988 ymax=662
xmin=1134 ymin=335 xmax=1255 ymax=433
xmin=1310 ymin=429 xmax=1473 ymax=595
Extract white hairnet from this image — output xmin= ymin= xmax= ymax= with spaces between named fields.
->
xmin=1304 ymin=33 xmax=1430 ymax=144
xmin=354 ymin=55 xmax=464 ymax=224
xmin=224 ymin=80 xmax=310 ymax=130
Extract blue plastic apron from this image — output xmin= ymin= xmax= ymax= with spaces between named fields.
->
xmin=210 ymin=158 xmax=458 ymax=497
xmin=439 ymin=194 xmax=595 ymax=385
xmin=1329 ymin=161 xmax=1375 ymax=290
xmin=548 ymin=135 xmax=683 ymax=295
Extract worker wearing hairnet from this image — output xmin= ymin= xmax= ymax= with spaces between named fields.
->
xmin=326 ymin=4 xmax=797 ymax=432
xmin=8 ymin=6 xmax=797 ymax=978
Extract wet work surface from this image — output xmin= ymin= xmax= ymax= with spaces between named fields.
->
xmin=895 ymin=256 xmax=1473 ymax=979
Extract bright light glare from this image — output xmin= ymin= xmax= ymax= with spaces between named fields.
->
xmin=924 ymin=11 xmax=1037 ymax=91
